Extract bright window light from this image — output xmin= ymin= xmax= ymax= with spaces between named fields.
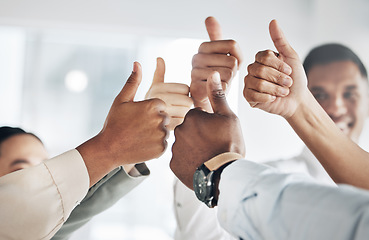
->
xmin=65 ymin=70 xmax=88 ymax=92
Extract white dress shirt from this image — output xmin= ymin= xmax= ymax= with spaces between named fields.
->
xmin=0 ymin=149 xmax=89 ymax=240
xmin=218 ymin=159 xmax=369 ymax=240
xmin=173 ymin=147 xmax=334 ymax=240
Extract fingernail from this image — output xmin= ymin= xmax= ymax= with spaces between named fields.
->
xmin=280 ymin=87 xmax=289 ymax=96
xmin=283 ymin=77 xmax=293 ymax=87
xmin=133 ymin=62 xmax=138 ymax=73
xmin=211 ymin=72 xmax=221 ymax=84
xmin=283 ymin=65 xmax=292 ymax=75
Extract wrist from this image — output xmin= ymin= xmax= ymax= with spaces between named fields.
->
xmin=212 ymin=161 xmax=235 ymax=206
xmin=76 ymin=136 xmax=117 ymax=187
xmin=286 ymin=90 xmax=322 ymax=126
xmin=193 ymin=152 xmax=243 ymax=208
xmin=285 ymin=89 xmax=315 ymax=123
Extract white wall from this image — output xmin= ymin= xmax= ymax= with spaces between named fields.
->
xmin=1 ymin=0 xmax=369 ymax=159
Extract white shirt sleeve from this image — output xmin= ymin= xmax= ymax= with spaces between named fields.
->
xmin=0 ymin=149 xmax=89 ymax=240
xmin=217 ymin=159 xmax=369 ymax=240
xmin=173 ymin=178 xmax=236 ymax=240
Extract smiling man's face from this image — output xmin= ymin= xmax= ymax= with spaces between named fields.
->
xmin=0 ymin=134 xmax=48 ymax=177
xmin=308 ymin=61 xmax=369 ymax=143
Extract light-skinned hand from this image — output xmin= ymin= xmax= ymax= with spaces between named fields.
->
xmin=145 ymin=57 xmax=193 ymax=130
xmin=191 ymin=16 xmax=243 ymax=113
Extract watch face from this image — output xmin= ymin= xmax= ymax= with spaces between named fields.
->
xmin=193 ymin=168 xmax=208 ymax=202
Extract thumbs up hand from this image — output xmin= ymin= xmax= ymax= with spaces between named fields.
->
xmin=170 ymin=71 xmax=245 ymax=190
xmin=145 ymin=57 xmax=193 ymax=130
xmin=80 ymin=62 xmax=169 ymax=174
xmin=243 ymin=20 xmax=309 ymax=119
xmin=191 ymin=16 xmax=243 ymax=113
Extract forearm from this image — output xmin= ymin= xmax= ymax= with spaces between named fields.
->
xmin=218 ymin=160 xmax=369 ymax=240
xmin=287 ymin=91 xmax=369 ymax=189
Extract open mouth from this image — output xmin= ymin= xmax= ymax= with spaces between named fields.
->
xmin=334 ymin=121 xmax=354 ymax=135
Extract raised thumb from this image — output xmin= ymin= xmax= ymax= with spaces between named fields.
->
xmin=116 ymin=61 xmax=142 ymax=102
xmin=207 ymin=71 xmax=233 ymax=115
xmin=152 ymin=57 xmax=165 ymax=84
xmin=205 ymin=16 xmax=223 ymax=41
xmin=269 ymin=19 xmax=297 ymax=59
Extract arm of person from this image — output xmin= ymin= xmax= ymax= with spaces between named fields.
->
xmin=52 ymin=164 xmax=150 ymax=240
xmin=0 ymin=150 xmax=89 ymax=240
xmin=243 ymin=20 xmax=369 ymax=189
xmin=173 ymin=16 xmax=242 ymax=240
xmin=0 ymin=62 xmax=169 ymax=240
xmin=217 ymin=159 xmax=369 ymax=240
xmin=171 ymin=72 xmax=369 ymax=239
xmin=53 ymin=60 xmax=175 ymax=240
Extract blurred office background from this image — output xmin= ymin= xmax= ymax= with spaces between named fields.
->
xmin=1 ymin=0 xmax=369 ymax=239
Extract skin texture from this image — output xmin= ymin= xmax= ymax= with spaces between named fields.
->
xmin=77 ymin=62 xmax=169 ymax=187
xmin=243 ymin=19 xmax=369 ymax=190
xmin=0 ymin=134 xmax=48 ymax=177
xmin=170 ymin=72 xmax=245 ymax=190
xmin=307 ymin=61 xmax=369 ymax=142
xmin=191 ymin=16 xmax=243 ymax=113
xmin=145 ymin=57 xmax=193 ymax=130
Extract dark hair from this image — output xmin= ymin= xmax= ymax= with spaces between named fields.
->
xmin=303 ymin=43 xmax=368 ymax=79
xmin=0 ymin=126 xmax=42 ymax=146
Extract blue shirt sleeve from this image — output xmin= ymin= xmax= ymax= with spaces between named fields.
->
xmin=217 ymin=159 xmax=369 ymax=240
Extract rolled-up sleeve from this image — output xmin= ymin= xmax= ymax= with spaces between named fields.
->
xmin=217 ymin=159 xmax=369 ymax=240
xmin=0 ymin=149 xmax=89 ymax=240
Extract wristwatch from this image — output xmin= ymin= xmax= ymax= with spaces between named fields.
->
xmin=193 ymin=152 xmax=243 ymax=208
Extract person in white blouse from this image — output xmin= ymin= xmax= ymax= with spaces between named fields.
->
xmin=173 ymin=18 xmax=369 ymax=240
xmin=0 ymin=62 xmax=170 ymax=240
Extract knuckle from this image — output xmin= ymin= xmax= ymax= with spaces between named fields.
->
xmin=256 ymin=80 xmax=266 ymax=90
xmin=247 ymin=64 xmax=254 ymax=74
xmin=257 ymin=50 xmax=269 ymax=59
xmin=244 ymin=75 xmax=253 ymax=87
xmin=191 ymin=54 xmax=200 ymax=66
xmin=255 ymin=51 xmax=263 ymax=60
xmin=198 ymin=42 xmax=209 ymax=52
xmin=223 ymin=68 xmax=233 ymax=81
xmin=255 ymin=66 xmax=266 ymax=77
xmin=265 ymin=49 xmax=275 ymax=57
xmin=245 ymin=91 xmax=256 ymax=103
xmin=148 ymin=98 xmax=165 ymax=110
xmin=227 ymin=39 xmax=238 ymax=49
xmin=229 ymin=56 xmax=238 ymax=69
xmin=191 ymin=68 xmax=201 ymax=80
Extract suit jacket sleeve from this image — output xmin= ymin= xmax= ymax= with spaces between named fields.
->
xmin=0 ymin=149 xmax=89 ymax=240
xmin=52 ymin=163 xmax=150 ymax=240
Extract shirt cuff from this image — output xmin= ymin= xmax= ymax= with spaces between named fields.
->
xmin=44 ymin=149 xmax=90 ymax=221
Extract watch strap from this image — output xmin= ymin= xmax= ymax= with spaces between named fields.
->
xmin=204 ymin=152 xmax=244 ymax=171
